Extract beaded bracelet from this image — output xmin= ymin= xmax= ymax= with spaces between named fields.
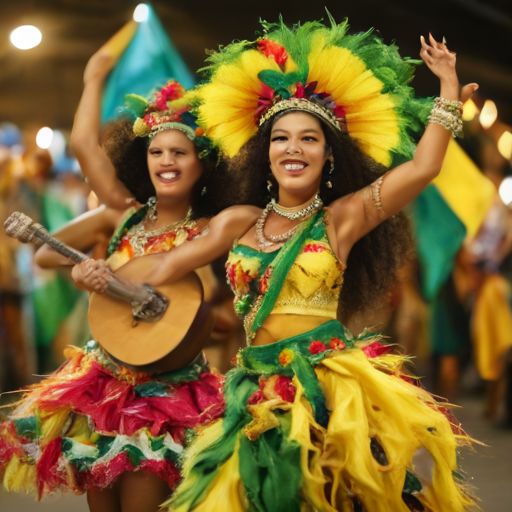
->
xmin=435 ymin=97 xmax=463 ymax=113
xmin=428 ymin=97 xmax=463 ymax=138
xmin=428 ymin=109 xmax=463 ymax=138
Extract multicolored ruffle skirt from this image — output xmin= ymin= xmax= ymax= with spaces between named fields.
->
xmin=0 ymin=340 xmax=225 ymax=500
xmin=165 ymin=320 xmax=474 ymax=512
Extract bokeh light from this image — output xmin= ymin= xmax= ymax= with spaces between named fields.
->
xmin=133 ymin=4 xmax=149 ymax=22
xmin=498 ymin=131 xmax=512 ymax=161
xmin=479 ymin=100 xmax=498 ymax=129
xmin=10 ymin=25 xmax=42 ymax=50
xmin=499 ymin=177 xmax=512 ymax=205
xmin=462 ymin=98 xmax=479 ymax=122
xmin=36 ymin=127 xmax=53 ymax=149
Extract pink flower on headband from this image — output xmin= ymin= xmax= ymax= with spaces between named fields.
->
xmin=154 ymin=81 xmax=185 ymax=110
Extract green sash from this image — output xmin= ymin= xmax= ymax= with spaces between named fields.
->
xmin=248 ymin=209 xmax=324 ymax=336
xmin=244 ymin=210 xmax=331 ymax=426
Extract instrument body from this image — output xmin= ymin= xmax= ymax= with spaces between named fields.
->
xmin=89 ymin=256 xmax=214 ymax=373
xmin=4 ymin=211 xmax=215 ymax=373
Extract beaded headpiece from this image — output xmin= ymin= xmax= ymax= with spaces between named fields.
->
xmin=195 ymin=15 xmax=432 ymax=166
xmin=125 ymin=80 xmax=215 ymax=161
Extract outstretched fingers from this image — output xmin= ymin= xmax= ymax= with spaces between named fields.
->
xmin=420 ymin=35 xmax=434 ymax=64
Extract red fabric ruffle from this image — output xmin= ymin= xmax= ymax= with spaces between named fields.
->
xmin=36 ymin=361 xmax=225 ymax=437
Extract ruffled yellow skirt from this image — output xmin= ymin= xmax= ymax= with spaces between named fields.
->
xmin=165 ymin=320 xmax=474 ymax=512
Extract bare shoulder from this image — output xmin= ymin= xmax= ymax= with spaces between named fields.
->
xmin=211 ymin=205 xmax=262 ymax=226
xmin=104 ymin=206 xmax=136 ymax=230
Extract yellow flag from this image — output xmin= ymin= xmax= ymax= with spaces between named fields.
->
xmin=432 ymin=139 xmax=496 ymax=238
xmin=100 ymin=20 xmax=138 ymax=60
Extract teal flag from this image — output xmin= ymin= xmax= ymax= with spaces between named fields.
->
xmin=409 ymin=184 xmax=467 ymax=301
xmin=102 ymin=5 xmax=195 ymax=122
xmin=32 ymin=193 xmax=81 ymax=349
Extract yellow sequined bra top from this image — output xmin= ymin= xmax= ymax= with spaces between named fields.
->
xmin=226 ymin=210 xmax=345 ymax=324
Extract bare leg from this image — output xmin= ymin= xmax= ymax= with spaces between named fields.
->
xmin=119 ymin=470 xmax=171 ymax=512
xmin=87 ymin=480 xmax=121 ymax=512
xmin=438 ymin=355 xmax=459 ymax=399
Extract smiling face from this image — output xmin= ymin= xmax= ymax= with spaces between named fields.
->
xmin=269 ymin=112 xmax=331 ymax=201
xmin=147 ymin=129 xmax=204 ymax=202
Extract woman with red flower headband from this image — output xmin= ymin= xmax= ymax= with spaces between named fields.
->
xmin=112 ymin=17 xmax=479 ymax=512
xmin=0 ymin=48 xmax=260 ymax=511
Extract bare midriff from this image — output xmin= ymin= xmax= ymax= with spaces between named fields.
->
xmin=251 ymin=313 xmax=333 ymax=346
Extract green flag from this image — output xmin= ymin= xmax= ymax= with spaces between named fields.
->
xmin=102 ymin=5 xmax=195 ymax=122
xmin=409 ymin=184 xmax=467 ymax=301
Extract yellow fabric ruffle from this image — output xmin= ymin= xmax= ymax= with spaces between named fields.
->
xmin=473 ymin=273 xmax=512 ymax=381
xmin=313 ymin=351 xmax=472 ymax=512
xmin=172 ymin=350 xmax=474 ymax=512
xmin=3 ymin=455 xmax=38 ymax=496
xmin=273 ymin=244 xmax=343 ymax=318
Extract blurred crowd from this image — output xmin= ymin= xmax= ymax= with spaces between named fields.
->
xmin=1 ymin=102 xmax=512 ymax=431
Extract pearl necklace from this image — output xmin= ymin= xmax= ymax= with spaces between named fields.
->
xmin=271 ymin=192 xmax=323 ymax=221
xmin=255 ymin=194 xmax=323 ymax=250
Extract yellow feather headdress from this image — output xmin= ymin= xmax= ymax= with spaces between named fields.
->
xmin=196 ymin=16 xmax=431 ymax=166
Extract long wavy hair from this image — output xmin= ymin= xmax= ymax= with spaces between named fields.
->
xmin=100 ymin=116 xmax=237 ymax=219
xmin=234 ymin=111 xmax=412 ymax=318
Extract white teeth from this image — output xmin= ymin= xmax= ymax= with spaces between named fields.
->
xmin=284 ymin=164 xmax=306 ymax=171
xmin=159 ymin=172 xmax=178 ymax=179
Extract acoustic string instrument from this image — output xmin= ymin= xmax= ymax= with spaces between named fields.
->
xmin=4 ymin=212 xmax=214 ymax=373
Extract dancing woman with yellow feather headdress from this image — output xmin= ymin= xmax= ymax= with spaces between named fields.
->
xmin=118 ymin=15 xmax=480 ymax=512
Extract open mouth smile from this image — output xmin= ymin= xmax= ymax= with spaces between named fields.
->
xmin=281 ymin=160 xmax=308 ymax=174
xmin=156 ymin=170 xmax=181 ymax=184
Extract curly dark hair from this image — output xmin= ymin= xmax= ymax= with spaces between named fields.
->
xmin=235 ymin=111 xmax=412 ymax=318
xmin=100 ymin=116 xmax=237 ymax=219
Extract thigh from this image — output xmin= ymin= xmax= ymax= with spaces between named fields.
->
xmin=87 ymin=481 xmax=121 ymax=512
xmin=119 ymin=470 xmax=171 ymax=512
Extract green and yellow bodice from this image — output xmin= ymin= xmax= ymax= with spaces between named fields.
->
xmin=226 ymin=210 xmax=345 ymax=342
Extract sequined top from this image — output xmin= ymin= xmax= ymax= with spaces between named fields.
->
xmin=226 ymin=210 xmax=345 ymax=330
xmin=106 ymin=208 xmax=202 ymax=271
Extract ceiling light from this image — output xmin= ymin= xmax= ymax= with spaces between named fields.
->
xmin=133 ymin=4 xmax=149 ymax=22
xmin=499 ymin=177 xmax=512 ymax=205
xmin=36 ymin=127 xmax=53 ymax=149
xmin=10 ymin=25 xmax=42 ymax=50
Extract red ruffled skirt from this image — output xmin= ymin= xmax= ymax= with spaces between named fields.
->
xmin=0 ymin=340 xmax=225 ymax=500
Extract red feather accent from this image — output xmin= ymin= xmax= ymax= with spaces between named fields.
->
xmin=257 ymin=39 xmax=288 ymax=67
xmin=37 ymin=438 xmax=65 ymax=499
xmin=37 ymin=362 xmax=225 ymax=437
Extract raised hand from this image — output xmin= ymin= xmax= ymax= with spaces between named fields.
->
xmin=420 ymin=34 xmax=457 ymax=80
xmin=83 ymin=50 xmax=115 ymax=86
xmin=72 ymin=258 xmax=112 ymax=294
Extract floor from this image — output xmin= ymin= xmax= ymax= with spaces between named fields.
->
xmin=0 ymin=397 xmax=511 ymax=511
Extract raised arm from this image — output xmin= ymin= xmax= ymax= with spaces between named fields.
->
xmin=70 ymin=51 xmax=136 ymax=210
xmin=128 ymin=206 xmax=262 ymax=287
xmin=332 ymin=34 xmax=478 ymax=255
xmin=34 ymin=206 xmax=123 ymax=269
